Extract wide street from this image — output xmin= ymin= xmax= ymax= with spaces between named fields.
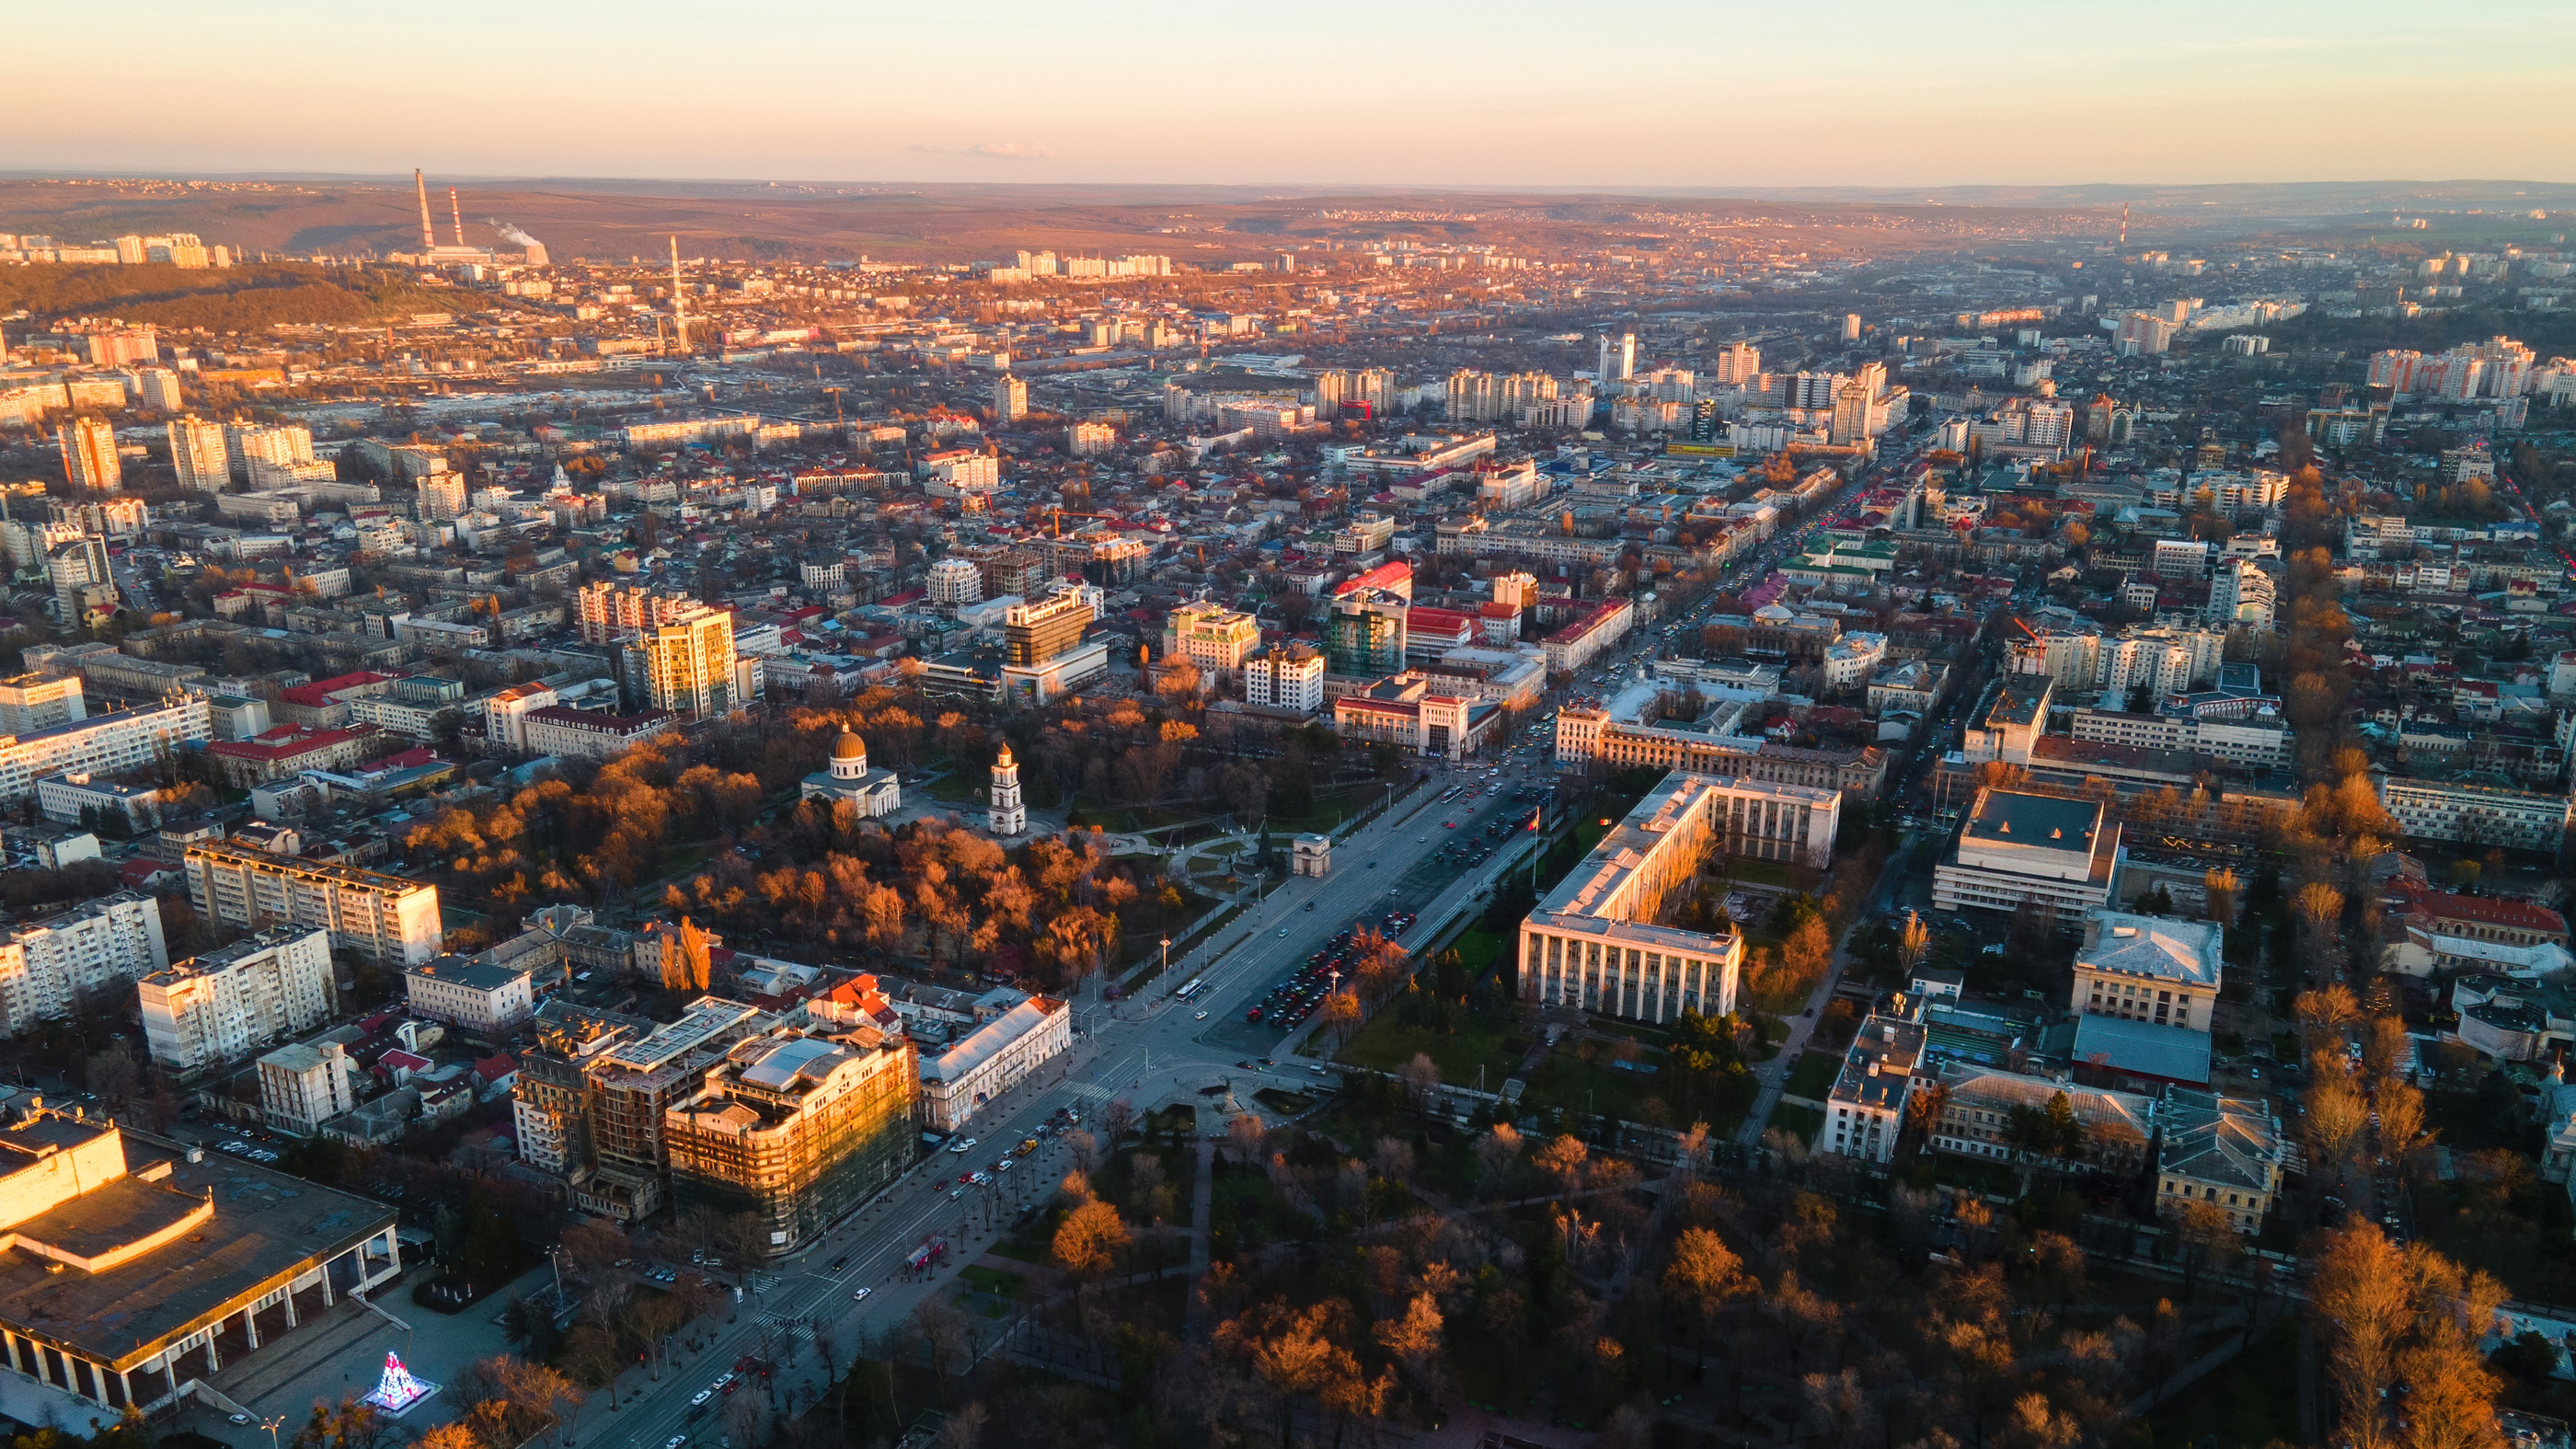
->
xmin=529 ymin=449 xmax=1923 ymax=1449
xmin=558 ymin=761 xmax=1554 ymax=1449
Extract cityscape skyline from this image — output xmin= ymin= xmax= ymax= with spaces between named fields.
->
xmin=9 ymin=0 xmax=2571 ymax=186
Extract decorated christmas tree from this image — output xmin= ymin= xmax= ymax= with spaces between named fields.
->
xmin=361 ymin=1351 xmax=435 ymax=1415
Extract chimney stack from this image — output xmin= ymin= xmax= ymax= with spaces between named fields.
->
xmin=414 ymin=169 xmax=434 ymax=250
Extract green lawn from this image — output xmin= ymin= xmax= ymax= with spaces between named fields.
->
xmin=1520 ymin=1047 xmax=1656 ymax=1124
xmin=1783 ymin=1050 xmax=1840 ymax=1101
xmin=1448 ymin=926 xmax=1510 ymax=977
xmin=1334 ymin=1009 xmax=1520 ymax=1089
xmin=1769 ymin=1102 xmax=1824 ymax=1147
xmin=1719 ymin=857 xmax=1792 ymax=887
xmin=958 ymin=1264 xmax=1028 ymax=1299
xmin=2143 ymin=1316 xmax=2302 ymax=1449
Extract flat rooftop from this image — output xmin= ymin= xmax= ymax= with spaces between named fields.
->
xmin=0 ymin=1125 xmax=393 ymax=1372
xmin=1961 ymin=789 xmax=2102 ymax=858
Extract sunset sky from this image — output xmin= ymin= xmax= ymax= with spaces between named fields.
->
xmin=12 ymin=0 xmax=2571 ymax=186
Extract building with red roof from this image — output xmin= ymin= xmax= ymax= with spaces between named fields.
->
xmin=205 ymin=724 xmax=382 ymax=787
xmin=1332 ymin=559 xmax=1414 ymax=603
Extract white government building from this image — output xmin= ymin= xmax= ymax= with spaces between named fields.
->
xmin=1518 ymin=771 xmax=1838 ymax=1023
xmin=920 ymin=995 xmax=1071 ymax=1132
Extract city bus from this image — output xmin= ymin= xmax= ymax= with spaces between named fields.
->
xmin=1174 ymin=977 xmax=1207 ymax=1002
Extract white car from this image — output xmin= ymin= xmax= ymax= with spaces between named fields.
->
xmin=691 ymin=1390 xmax=714 ymax=1407
xmin=852 ymin=1286 xmax=873 ymax=1301
xmin=951 ymin=1137 xmax=977 ymax=1154
xmin=1193 ymin=1010 xmax=1208 ymax=1019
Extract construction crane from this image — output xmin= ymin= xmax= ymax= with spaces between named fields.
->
xmin=1048 ymin=508 xmax=1119 ymax=537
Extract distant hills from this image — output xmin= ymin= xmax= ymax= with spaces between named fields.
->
xmin=0 ymin=176 xmax=2565 ymax=268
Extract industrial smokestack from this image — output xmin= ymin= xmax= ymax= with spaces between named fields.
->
xmin=449 ymin=187 xmax=465 ymax=247
xmin=414 ymin=169 xmax=434 ymax=249
xmin=670 ymin=236 xmax=690 ymax=352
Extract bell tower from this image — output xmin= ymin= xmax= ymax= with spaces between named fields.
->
xmin=987 ymin=745 xmax=1025 ymax=836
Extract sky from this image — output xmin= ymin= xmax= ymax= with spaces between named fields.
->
xmin=10 ymin=0 xmax=2572 ymax=187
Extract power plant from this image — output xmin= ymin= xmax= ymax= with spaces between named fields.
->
xmin=397 ymin=169 xmax=546 ymax=269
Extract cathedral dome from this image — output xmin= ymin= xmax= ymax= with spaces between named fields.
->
xmin=833 ymin=730 xmax=866 ymax=761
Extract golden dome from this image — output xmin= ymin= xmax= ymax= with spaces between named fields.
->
xmin=833 ymin=730 xmax=866 ymax=761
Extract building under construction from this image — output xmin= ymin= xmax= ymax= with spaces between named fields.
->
xmin=662 ymin=1021 xmax=919 ymax=1259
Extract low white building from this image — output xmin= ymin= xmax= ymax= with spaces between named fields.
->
xmin=259 ymin=1038 xmax=357 ymax=1135
xmin=1821 ymin=631 xmax=1888 ymax=692
xmin=402 ymin=957 xmax=534 ymax=1035
xmin=1824 ymin=1009 xmax=1936 ymax=1163
xmin=919 ymin=995 xmax=1071 ymax=1132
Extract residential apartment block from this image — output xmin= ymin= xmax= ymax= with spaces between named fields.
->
xmin=183 ymin=842 xmax=444 ymax=965
xmin=137 ymin=925 xmax=335 ymax=1072
xmin=0 ymin=891 xmax=169 ymax=1033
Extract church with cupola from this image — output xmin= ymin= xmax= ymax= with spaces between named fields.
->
xmin=800 ymin=728 xmax=903 ymax=817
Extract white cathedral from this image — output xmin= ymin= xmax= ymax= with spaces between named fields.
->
xmin=801 ymin=728 xmax=903 ymax=816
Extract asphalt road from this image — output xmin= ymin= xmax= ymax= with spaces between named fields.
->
xmin=572 ymin=764 xmax=1557 ymax=1449
xmin=586 ymin=451 xmax=1929 ymax=1437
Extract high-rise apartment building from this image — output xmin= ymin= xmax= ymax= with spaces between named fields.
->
xmin=83 ymin=329 xmax=158 ymax=367
xmin=993 ymin=374 xmax=1028 ymax=425
xmin=0 ymin=891 xmax=169 ymax=1033
xmin=184 ymin=842 xmax=444 ymax=965
xmin=137 ymin=925 xmax=336 ymax=1072
xmin=1445 ymin=370 xmax=1502 ymax=424
xmin=1830 ymin=381 xmax=1873 ymax=445
xmin=59 ymin=419 xmax=120 ymax=490
xmin=573 ymin=581 xmax=695 ymax=645
xmin=130 ymin=367 xmax=183 ymax=411
xmin=620 ymin=603 xmax=737 ymax=719
xmin=223 ymin=422 xmax=314 ymax=479
xmin=1067 ymin=420 xmax=1115 ymax=456
xmin=169 ymin=416 xmax=229 ymax=492
xmin=1351 ymin=369 xmax=1395 ymax=416
xmin=663 ymin=1024 xmax=920 ymax=1259
xmin=1710 ymin=341 xmax=1761 ymax=385
xmin=48 ymin=536 xmax=117 ymax=629
xmin=417 ymin=470 xmax=466 ymax=522
xmin=924 ymin=558 xmax=981 ymax=610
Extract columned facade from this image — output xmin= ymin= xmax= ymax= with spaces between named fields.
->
xmin=1519 ymin=925 xmax=1740 ymax=1023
